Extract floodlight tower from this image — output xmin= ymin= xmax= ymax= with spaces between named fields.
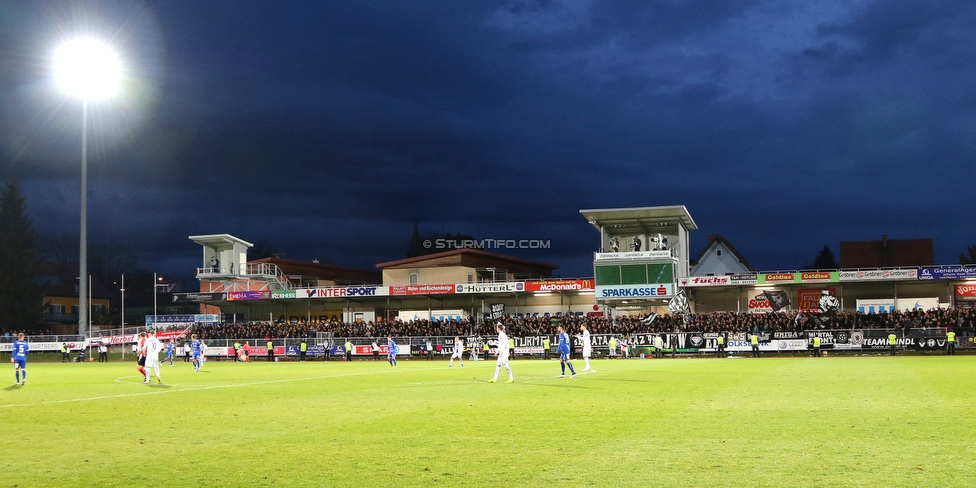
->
xmin=53 ymin=38 xmax=122 ymax=335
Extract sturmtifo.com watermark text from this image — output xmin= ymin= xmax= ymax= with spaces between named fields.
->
xmin=423 ymin=238 xmax=551 ymax=250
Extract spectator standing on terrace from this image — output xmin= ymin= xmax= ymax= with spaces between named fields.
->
xmin=489 ymin=323 xmax=514 ymax=384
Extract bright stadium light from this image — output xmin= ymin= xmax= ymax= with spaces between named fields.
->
xmin=53 ymin=37 xmax=123 ymax=336
xmin=53 ymin=38 xmax=122 ymax=99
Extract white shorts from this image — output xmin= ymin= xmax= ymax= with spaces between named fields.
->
xmin=145 ymin=357 xmax=159 ymax=368
xmin=496 ymin=354 xmax=509 ymax=367
xmin=451 ymin=351 xmax=463 ymax=359
xmin=582 ymin=346 xmax=592 ymax=358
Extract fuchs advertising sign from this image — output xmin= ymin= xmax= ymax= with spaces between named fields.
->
xmin=679 ymin=276 xmax=730 ymax=287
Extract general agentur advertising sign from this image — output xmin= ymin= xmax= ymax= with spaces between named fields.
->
xmin=839 ymin=268 xmax=918 ymax=281
xmin=919 ymin=266 xmax=976 ymax=280
xmin=595 ymin=284 xmax=673 ymax=300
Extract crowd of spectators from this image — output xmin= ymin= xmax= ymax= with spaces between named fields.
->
xmin=186 ymin=307 xmax=976 ymax=340
xmin=1 ymin=329 xmax=59 ymax=342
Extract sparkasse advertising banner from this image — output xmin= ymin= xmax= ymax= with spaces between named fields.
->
xmin=595 ymin=284 xmax=674 ymax=300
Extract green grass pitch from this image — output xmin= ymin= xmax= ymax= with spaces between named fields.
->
xmin=2 ymin=355 xmax=974 ymax=486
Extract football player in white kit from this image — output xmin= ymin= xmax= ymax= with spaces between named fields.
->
xmin=489 ymin=323 xmax=514 ymax=383
xmin=580 ymin=324 xmax=594 ymax=372
xmin=144 ymin=330 xmax=163 ymax=384
xmin=449 ymin=336 xmax=464 ymax=368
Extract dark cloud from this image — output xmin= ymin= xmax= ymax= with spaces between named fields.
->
xmin=1 ymin=0 xmax=975 ymax=281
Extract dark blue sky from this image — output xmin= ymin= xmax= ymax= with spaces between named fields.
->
xmin=1 ymin=0 xmax=975 ymax=280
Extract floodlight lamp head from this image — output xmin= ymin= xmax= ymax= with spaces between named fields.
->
xmin=53 ymin=38 xmax=122 ymax=100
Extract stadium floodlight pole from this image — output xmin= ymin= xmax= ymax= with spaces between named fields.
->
xmin=120 ymin=274 xmax=125 ymax=360
xmin=89 ymin=274 xmax=92 ymax=360
xmin=53 ymin=38 xmax=122 ymax=336
xmin=154 ymin=274 xmax=167 ymax=329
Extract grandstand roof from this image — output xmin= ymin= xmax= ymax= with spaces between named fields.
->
xmin=376 ymin=248 xmax=558 ymax=275
xmin=251 ymin=257 xmax=381 ymax=285
xmin=579 ymin=205 xmax=698 ymax=234
xmin=188 ymin=234 xmax=254 ymax=250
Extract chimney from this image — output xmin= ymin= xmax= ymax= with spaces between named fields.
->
xmin=881 ymin=234 xmax=889 ymax=267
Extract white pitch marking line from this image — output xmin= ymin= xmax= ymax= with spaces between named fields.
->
xmin=0 ymin=366 xmax=447 ymax=410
